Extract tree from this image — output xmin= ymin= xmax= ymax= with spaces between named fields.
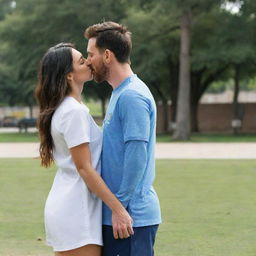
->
xmin=0 ymin=0 xmax=128 ymax=116
xmin=0 ymin=0 xmax=255 ymax=132
xmin=123 ymin=1 xmax=180 ymax=132
xmin=173 ymin=0 xmax=222 ymax=140
xmin=174 ymin=0 xmax=255 ymax=134
xmin=219 ymin=1 xmax=256 ymax=134
xmin=173 ymin=8 xmax=192 ymax=140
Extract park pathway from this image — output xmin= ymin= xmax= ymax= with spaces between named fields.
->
xmin=0 ymin=142 xmax=256 ymax=159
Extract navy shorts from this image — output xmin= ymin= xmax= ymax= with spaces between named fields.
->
xmin=102 ymin=224 xmax=159 ymax=256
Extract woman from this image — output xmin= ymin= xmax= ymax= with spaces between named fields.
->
xmin=35 ymin=43 xmax=133 ymax=256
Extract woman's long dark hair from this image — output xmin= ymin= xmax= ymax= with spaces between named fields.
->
xmin=35 ymin=43 xmax=74 ymax=167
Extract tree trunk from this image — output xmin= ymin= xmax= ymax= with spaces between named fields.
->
xmin=173 ymin=9 xmax=192 ymax=140
xmin=151 ymin=82 xmax=169 ymax=133
xmin=232 ymin=65 xmax=241 ymax=135
xmin=162 ymin=100 xmax=169 ymax=133
xmin=169 ymin=61 xmax=179 ymax=127
xmin=170 ymin=101 xmax=177 ymax=123
xmin=191 ymin=99 xmax=199 ymax=132
xmin=190 ymin=66 xmax=228 ymax=133
xmin=170 ymin=97 xmax=177 ymax=133
xmin=190 ymin=70 xmax=203 ymax=133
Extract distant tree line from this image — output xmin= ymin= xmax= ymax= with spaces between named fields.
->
xmin=0 ymin=0 xmax=255 ymax=139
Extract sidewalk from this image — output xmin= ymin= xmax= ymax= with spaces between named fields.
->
xmin=0 ymin=127 xmax=37 ymax=133
xmin=155 ymin=142 xmax=256 ymax=159
xmin=0 ymin=142 xmax=256 ymax=159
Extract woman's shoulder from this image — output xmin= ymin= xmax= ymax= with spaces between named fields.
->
xmin=52 ymin=97 xmax=86 ymax=123
xmin=59 ymin=97 xmax=89 ymax=114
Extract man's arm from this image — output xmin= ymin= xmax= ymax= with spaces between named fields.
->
xmin=115 ymin=90 xmax=151 ymax=207
xmin=115 ymin=140 xmax=148 ymax=207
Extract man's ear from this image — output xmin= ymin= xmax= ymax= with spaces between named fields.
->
xmin=103 ymin=49 xmax=111 ymax=64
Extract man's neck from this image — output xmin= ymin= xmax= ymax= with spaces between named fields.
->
xmin=107 ymin=63 xmax=133 ymax=90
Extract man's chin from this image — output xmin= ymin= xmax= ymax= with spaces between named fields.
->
xmin=93 ymin=76 xmax=104 ymax=83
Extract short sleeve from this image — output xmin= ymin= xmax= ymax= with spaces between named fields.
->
xmin=118 ymin=90 xmax=151 ymax=143
xmin=61 ymin=107 xmax=91 ymax=148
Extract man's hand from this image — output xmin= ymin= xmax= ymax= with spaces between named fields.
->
xmin=112 ymin=208 xmax=134 ymax=239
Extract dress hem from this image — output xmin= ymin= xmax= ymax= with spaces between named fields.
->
xmin=46 ymin=239 xmax=103 ymax=252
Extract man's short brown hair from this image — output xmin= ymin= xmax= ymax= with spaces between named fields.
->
xmin=84 ymin=21 xmax=132 ymax=64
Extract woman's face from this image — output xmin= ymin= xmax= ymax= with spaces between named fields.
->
xmin=69 ymin=48 xmax=92 ymax=85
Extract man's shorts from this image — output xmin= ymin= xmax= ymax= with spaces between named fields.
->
xmin=102 ymin=224 xmax=159 ymax=256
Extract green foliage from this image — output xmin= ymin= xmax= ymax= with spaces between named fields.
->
xmin=0 ymin=0 xmax=255 ymax=110
xmin=123 ymin=1 xmax=181 ymax=101
xmin=247 ymin=76 xmax=256 ymax=90
xmin=0 ymin=0 xmax=127 ymax=106
xmin=0 ymin=0 xmax=14 ymax=20
xmin=207 ymin=76 xmax=256 ymax=93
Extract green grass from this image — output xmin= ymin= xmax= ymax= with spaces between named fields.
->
xmin=0 ymin=159 xmax=256 ymax=255
xmin=1 ymin=132 xmax=256 ymax=143
xmin=0 ymin=132 xmax=39 ymax=142
xmin=0 ymin=159 xmax=54 ymax=256
xmin=157 ymin=133 xmax=256 ymax=143
xmin=155 ymin=160 xmax=256 ymax=256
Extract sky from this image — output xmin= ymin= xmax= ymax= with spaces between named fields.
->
xmin=221 ymin=0 xmax=242 ymax=14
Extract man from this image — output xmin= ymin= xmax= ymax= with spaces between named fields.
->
xmin=85 ymin=21 xmax=161 ymax=256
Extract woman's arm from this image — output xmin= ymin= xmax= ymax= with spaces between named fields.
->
xmin=70 ymin=143 xmax=134 ymax=239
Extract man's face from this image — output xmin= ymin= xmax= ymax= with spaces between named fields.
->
xmin=86 ymin=37 xmax=108 ymax=83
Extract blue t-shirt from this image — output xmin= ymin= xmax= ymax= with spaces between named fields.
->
xmin=102 ymin=74 xmax=161 ymax=227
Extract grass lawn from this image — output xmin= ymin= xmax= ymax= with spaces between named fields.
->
xmin=1 ymin=132 xmax=256 ymax=143
xmin=0 ymin=132 xmax=39 ymax=142
xmin=157 ymin=133 xmax=256 ymax=143
xmin=0 ymin=159 xmax=256 ymax=256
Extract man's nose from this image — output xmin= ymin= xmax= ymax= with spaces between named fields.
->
xmin=86 ymin=58 xmax=91 ymax=65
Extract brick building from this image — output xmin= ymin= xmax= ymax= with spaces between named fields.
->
xmin=156 ymin=91 xmax=256 ymax=134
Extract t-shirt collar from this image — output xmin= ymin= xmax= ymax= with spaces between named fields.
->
xmin=113 ymin=74 xmax=137 ymax=93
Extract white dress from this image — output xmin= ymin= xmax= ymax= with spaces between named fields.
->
xmin=44 ymin=96 xmax=103 ymax=252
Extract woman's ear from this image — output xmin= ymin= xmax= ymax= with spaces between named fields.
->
xmin=66 ymin=73 xmax=73 ymax=81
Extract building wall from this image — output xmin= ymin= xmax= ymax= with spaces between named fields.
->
xmin=157 ymin=103 xmax=256 ymax=134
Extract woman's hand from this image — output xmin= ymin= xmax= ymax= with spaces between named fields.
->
xmin=112 ymin=207 xmax=134 ymax=239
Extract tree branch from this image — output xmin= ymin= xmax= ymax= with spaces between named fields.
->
xmin=199 ymin=65 xmax=229 ymax=98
